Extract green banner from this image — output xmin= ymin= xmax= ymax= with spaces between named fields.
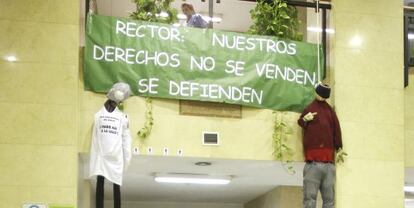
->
xmin=84 ymin=14 xmax=324 ymax=112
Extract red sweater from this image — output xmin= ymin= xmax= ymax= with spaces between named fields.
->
xmin=298 ymin=100 xmax=342 ymax=162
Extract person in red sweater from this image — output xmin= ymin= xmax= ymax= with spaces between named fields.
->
xmin=298 ymin=83 xmax=343 ymax=208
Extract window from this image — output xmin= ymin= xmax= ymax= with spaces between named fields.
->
xmin=404 ymin=9 xmax=414 ymax=87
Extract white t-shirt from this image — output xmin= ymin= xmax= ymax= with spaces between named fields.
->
xmin=89 ymin=106 xmax=131 ymax=186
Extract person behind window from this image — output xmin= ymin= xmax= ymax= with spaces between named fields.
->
xmin=181 ymin=3 xmax=208 ymax=28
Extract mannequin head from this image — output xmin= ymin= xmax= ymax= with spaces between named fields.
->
xmin=315 ymin=82 xmax=330 ymax=101
xmin=105 ymin=82 xmax=131 ymax=112
xmin=107 ymin=82 xmax=131 ymax=103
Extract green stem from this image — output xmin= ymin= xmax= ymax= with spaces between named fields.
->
xmin=137 ymin=97 xmax=154 ymax=139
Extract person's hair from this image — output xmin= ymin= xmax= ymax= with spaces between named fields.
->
xmin=181 ymin=3 xmax=195 ymax=12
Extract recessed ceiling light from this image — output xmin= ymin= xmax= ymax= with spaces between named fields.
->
xmin=5 ymin=55 xmax=17 ymax=62
xmin=155 ymin=177 xmax=230 ymax=185
xmin=177 ymin=13 xmax=187 ymax=20
xmin=211 ymin=17 xmax=222 ymax=23
xmin=195 ymin=161 xmax=212 ymax=166
xmin=154 ymin=173 xmax=230 ymax=185
xmin=349 ymin=35 xmax=363 ymax=47
xmin=307 ymin=27 xmax=335 ymax=34
xmin=405 ymin=186 xmax=414 ymax=192
xmin=200 ymin=16 xmax=222 ymax=23
xmin=202 ymin=16 xmax=211 ymax=22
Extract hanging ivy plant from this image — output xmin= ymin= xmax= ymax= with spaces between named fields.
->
xmin=130 ymin=0 xmax=178 ymax=138
xmin=249 ymin=0 xmax=302 ymax=173
xmin=272 ymin=111 xmax=295 ymax=174
xmin=249 ymin=0 xmax=302 ymax=41
xmin=130 ymin=0 xmax=178 ymax=24
xmin=137 ymin=98 xmax=154 ymax=138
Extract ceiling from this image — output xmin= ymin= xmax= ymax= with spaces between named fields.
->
xmin=80 ymin=156 xmax=414 ymax=204
xmin=81 ymin=155 xmax=305 ymax=203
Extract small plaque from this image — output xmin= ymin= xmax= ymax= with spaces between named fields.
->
xmin=179 ymin=100 xmax=241 ymax=118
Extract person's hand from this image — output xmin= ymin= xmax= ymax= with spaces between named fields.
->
xmin=336 ymin=148 xmax=348 ymax=164
xmin=303 ymin=112 xmax=317 ymax=122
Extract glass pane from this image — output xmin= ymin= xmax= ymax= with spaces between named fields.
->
xmin=171 ymin=0 xmax=255 ymax=31
xmin=406 ymin=0 xmax=414 ymax=6
xmin=408 ymin=13 xmax=414 ymax=67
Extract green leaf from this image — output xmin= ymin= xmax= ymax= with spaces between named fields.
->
xmin=249 ymin=0 xmax=302 ymax=41
xmin=130 ymin=0 xmax=177 ymax=23
xmin=278 ymin=2 xmax=288 ymax=8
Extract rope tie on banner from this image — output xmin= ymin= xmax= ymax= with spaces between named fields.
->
xmin=89 ymin=0 xmax=96 ymax=14
xmin=87 ymin=0 xmax=97 ymax=34
xmin=315 ymin=0 xmax=321 ymax=83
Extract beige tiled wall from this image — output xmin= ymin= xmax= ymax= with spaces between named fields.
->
xmin=0 ymin=0 xmax=79 ymax=207
xmin=332 ymin=0 xmax=404 ymax=207
xmin=244 ymin=186 xmax=322 ymax=208
xmin=78 ymin=60 xmax=306 ymax=160
xmin=406 ymin=74 xmax=414 ymax=167
xmin=78 ymin=90 xmax=306 ymax=161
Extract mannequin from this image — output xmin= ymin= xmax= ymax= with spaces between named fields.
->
xmin=298 ymin=83 xmax=343 ymax=208
xmin=89 ymin=83 xmax=132 ymax=208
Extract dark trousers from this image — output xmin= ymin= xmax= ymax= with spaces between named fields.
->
xmin=96 ymin=175 xmax=121 ymax=208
